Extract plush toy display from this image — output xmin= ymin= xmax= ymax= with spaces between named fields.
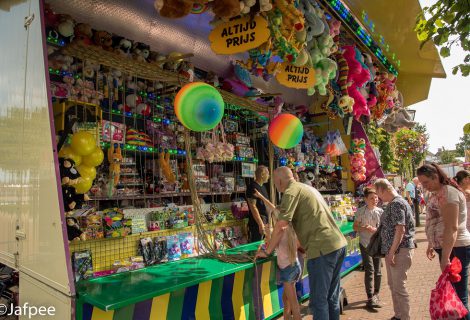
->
xmin=66 ymin=215 xmax=86 ymax=242
xmin=93 ymin=30 xmax=113 ymax=51
xmin=349 ymin=138 xmax=367 ymax=182
xmin=59 ymin=158 xmax=81 ymax=186
xmin=74 ymin=23 xmax=93 ymax=45
xmin=212 ymin=0 xmax=241 ymax=20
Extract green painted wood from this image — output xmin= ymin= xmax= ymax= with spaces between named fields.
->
xmin=208 ymin=277 xmax=224 ymax=320
xmin=268 ymin=260 xmax=281 ymax=313
xmin=167 ymin=288 xmax=185 ymax=320
xmin=112 ymin=304 xmax=134 ymax=320
xmin=242 ymin=266 xmax=256 ymax=320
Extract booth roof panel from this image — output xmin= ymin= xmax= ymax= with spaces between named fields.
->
xmin=344 ymin=0 xmax=446 ymax=106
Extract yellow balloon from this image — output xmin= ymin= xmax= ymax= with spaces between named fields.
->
xmin=82 ymin=147 xmax=104 ymax=167
xmin=464 ymin=123 xmax=470 ymax=134
xmin=74 ymin=176 xmax=93 ymax=194
xmin=71 ymin=132 xmax=96 ymax=156
xmin=76 ymin=165 xmax=97 ymax=180
xmin=58 ymin=146 xmax=82 ymax=166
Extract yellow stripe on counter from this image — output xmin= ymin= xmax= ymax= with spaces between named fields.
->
xmin=232 ymin=270 xmax=246 ymax=320
xmin=149 ymin=293 xmax=170 ymax=320
xmin=195 ymin=280 xmax=212 ymax=320
xmin=91 ymin=307 xmax=114 ymax=320
xmin=261 ymin=261 xmax=273 ymax=317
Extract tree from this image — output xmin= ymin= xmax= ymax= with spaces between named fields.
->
xmin=394 ymin=128 xmax=428 ymax=177
xmin=440 ymin=150 xmax=458 ymax=164
xmin=455 ymin=133 xmax=470 ymax=156
xmin=415 ymin=0 xmax=470 ymax=76
xmin=365 ymin=123 xmax=398 ymax=173
xmin=412 ymin=123 xmax=429 ymax=167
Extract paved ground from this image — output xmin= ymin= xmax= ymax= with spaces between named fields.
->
xmin=292 ymin=217 xmax=445 ymax=319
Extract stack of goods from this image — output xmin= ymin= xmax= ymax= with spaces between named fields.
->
xmin=126 ymin=128 xmax=152 ymax=147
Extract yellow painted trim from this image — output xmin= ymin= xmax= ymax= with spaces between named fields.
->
xmin=261 ymin=261 xmax=273 ymax=317
xmin=149 ymin=293 xmax=170 ymax=320
xmin=195 ymin=280 xmax=212 ymax=320
xmin=232 ymin=270 xmax=246 ymax=320
xmin=91 ymin=307 xmax=114 ymax=320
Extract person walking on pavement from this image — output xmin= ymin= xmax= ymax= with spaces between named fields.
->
xmin=246 ymin=165 xmax=270 ymax=242
xmin=353 ymin=187 xmax=383 ymax=309
xmin=374 ymin=178 xmax=416 ymax=320
xmin=418 ymin=164 xmax=470 ymax=319
xmin=256 ymin=167 xmax=347 ymax=320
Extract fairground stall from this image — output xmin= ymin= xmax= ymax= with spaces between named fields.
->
xmin=0 ymin=0 xmax=444 ymax=319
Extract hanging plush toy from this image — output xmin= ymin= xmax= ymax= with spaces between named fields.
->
xmin=212 ymin=0 xmax=241 ymax=20
xmin=158 ymin=152 xmax=176 ymax=183
xmin=108 ymin=144 xmax=123 ymax=186
xmin=349 ymin=138 xmax=367 ymax=182
xmin=154 ymin=0 xmax=195 ymax=18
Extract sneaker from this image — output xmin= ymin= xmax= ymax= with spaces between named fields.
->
xmin=390 ymin=317 xmax=401 ymax=320
xmin=371 ymin=295 xmax=382 ymax=308
xmin=366 ymin=299 xmax=374 ymax=309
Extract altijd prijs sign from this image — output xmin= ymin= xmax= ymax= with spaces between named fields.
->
xmin=276 ymin=62 xmax=316 ymax=89
xmin=209 ymin=15 xmax=270 ymax=55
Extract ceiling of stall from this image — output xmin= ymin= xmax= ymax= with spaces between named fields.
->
xmin=46 ymin=0 xmax=312 ymax=106
xmin=343 ymin=0 xmax=446 ymax=106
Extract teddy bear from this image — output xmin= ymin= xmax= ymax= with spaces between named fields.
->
xmin=57 ymin=14 xmax=75 ymax=41
xmin=154 ymin=0 xmax=195 ymax=18
xmin=74 ymin=23 xmax=93 ymax=45
xmin=62 ymin=185 xmax=90 ymax=213
xmin=299 ymin=0 xmax=325 ymax=42
xmin=212 ymin=0 xmax=241 ymax=20
xmin=93 ymin=30 xmax=113 ymax=51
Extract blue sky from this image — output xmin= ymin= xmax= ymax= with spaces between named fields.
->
xmin=412 ymin=0 xmax=470 ymax=153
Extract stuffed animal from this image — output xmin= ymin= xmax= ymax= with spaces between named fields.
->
xmin=62 ymin=185 xmax=89 ymax=212
xmin=74 ymin=23 xmax=93 ymax=45
xmin=158 ymin=152 xmax=176 ymax=183
xmin=66 ymin=214 xmax=86 ymax=242
xmin=93 ymin=30 xmax=113 ymax=51
xmin=154 ymin=0 xmax=195 ymax=18
xmin=59 ymin=158 xmax=81 ymax=186
xmin=132 ymin=42 xmax=151 ymax=62
xmin=108 ymin=144 xmax=123 ymax=186
xmin=299 ymin=0 xmax=325 ymax=42
xmin=57 ymin=14 xmax=75 ymax=41
xmin=113 ymin=37 xmax=133 ymax=57
xmin=212 ymin=0 xmax=241 ymax=20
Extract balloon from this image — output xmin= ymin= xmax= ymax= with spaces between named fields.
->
xmin=71 ymin=132 xmax=97 ymax=156
xmin=74 ymin=176 xmax=93 ymax=194
xmin=58 ymin=146 xmax=82 ymax=166
xmin=174 ymin=82 xmax=224 ymax=132
xmin=76 ymin=165 xmax=96 ymax=180
xmin=268 ymin=114 xmax=304 ymax=149
xmin=82 ymin=147 xmax=104 ymax=167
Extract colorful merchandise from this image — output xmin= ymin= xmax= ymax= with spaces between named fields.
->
xmin=179 ymin=233 xmax=195 ymax=257
xmin=102 ymin=208 xmax=132 ymax=238
xmin=174 ymin=82 xmax=224 ymax=132
xmin=167 ymin=235 xmax=182 ymax=261
xmin=154 ymin=236 xmax=168 ymax=263
xmin=268 ymin=113 xmax=304 ymax=149
xmin=72 ymin=250 xmax=93 ymax=282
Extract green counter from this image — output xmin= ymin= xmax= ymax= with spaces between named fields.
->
xmin=77 ymin=221 xmax=359 ymax=320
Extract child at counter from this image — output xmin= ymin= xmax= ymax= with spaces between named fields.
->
xmin=253 ymin=189 xmax=303 ymax=320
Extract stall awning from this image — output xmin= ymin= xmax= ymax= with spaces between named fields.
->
xmin=344 ymin=0 xmax=446 ymax=106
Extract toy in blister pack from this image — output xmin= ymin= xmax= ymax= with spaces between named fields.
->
xmin=179 ymin=232 xmax=195 ymax=257
xmin=140 ymin=237 xmax=157 ymax=266
xmin=102 ymin=120 xmax=126 ymax=144
xmin=72 ymin=250 xmax=93 ymax=282
xmin=166 ymin=235 xmax=182 ymax=261
xmin=224 ymin=119 xmax=238 ymax=133
xmin=214 ymin=228 xmax=226 ymax=250
xmin=102 ymin=208 xmax=132 ymax=238
xmin=154 ymin=236 xmax=168 ymax=263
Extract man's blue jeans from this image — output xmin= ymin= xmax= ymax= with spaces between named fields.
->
xmin=307 ymin=246 xmax=346 ymax=320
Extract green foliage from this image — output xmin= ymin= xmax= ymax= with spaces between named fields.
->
xmin=455 ymin=133 xmax=470 ymax=156
xmin=415 ymin=0 xmax=470 ymax=76
xmin=365 ymin=123 xmax=398 ymax=173
xmin=394 ymin=127 xmax=428 ymax=174
xmin=440 ymin=150 xmax=458 ymax=164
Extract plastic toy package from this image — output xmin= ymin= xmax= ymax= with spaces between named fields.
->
xmin=154 ymin=236 xmax=168 ymax=263
xmin=179 ymin=232 xmax=195 ymax=257
xmin=140 ymin=237 xmax=157 ymax=266
xmin=72 ymin=250 xmax=93 ymax=282
xmin=167 ymin=235 xmax=182 ymax=261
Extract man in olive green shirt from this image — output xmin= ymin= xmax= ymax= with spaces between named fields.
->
xmin=256 ymin=167 xmax=347 ymax=320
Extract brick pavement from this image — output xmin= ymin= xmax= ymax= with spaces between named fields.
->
xmin=289 ymin=218 xmax=449 ymax=320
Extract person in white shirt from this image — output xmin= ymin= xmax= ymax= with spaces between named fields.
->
xmin=354 ymin=187 xmax=384 ymax=309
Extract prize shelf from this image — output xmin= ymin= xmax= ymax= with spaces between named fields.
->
xmin=89 ymin=191 xmax=245 ymax=201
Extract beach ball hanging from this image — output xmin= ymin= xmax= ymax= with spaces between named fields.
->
xmin=174 ymin=82 xmax=224 ymax=132
xmin=268 ymin=114 xmax=304 ymax=149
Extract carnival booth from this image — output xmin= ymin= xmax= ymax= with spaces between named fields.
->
xmin=0 ymin=0 xmax=445 ymax=319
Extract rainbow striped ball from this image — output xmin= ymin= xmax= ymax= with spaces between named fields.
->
xmin=268 ymin=114 xmax=304 ymax=149
xmin=174 ymin=82 xmax=224 ymax=132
